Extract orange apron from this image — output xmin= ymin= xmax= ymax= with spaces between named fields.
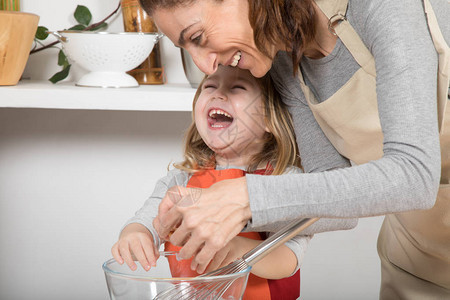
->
xmin=307 ymin=1 xmax=450 ymax=298
xmin=165 ymin=168 xmax=301 ymax=300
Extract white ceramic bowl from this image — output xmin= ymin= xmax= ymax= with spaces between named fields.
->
xmin=50 ymin=31 xmax=162 ymax=88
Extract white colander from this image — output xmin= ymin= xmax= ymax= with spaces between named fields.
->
xmin=50 ymin=31 xmax=163 ymax=88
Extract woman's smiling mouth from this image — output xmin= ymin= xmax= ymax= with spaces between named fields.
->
xmin=230 ymin=51 xmax=242 ymax=67
xmin=208 ymin=108 xmax=234 ymax=128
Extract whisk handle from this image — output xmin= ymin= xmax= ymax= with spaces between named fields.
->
xmin=242 ymin=217 xmax=319 ymax=266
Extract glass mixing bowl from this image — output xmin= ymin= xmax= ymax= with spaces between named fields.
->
xmin=102 ymin=252 xmax=251 ymax=300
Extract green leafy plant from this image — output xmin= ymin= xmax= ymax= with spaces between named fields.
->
xmin=31 ymin=3 xmax=121 ymax=83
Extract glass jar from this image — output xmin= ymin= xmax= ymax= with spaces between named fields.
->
xmin=1 ymin=0 xmax=20 ymax=11
xmin=121 ymin=0 xmax=164 ymax=84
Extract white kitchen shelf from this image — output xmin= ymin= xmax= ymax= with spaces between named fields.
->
xmin=0 ymin=80 xmax=196 ymax=112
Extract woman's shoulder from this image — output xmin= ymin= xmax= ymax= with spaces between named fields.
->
xmin=429 ymin=0 xmax=450 ymax=45
xmin=347 ymin=0 xmax=424 ymax=30
xmin=347 ymin=0 xmax=447 ymax=41
xmin=347 ymin=0 xmax=425 ymax=19
xmin=347 ymin=0 xmax=440 ymax=64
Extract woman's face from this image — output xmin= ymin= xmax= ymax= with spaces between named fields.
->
xmin=152 ymin=0 xmax=274 ymax=78
xmin=194 ymin=66 xmax=269 ymax=166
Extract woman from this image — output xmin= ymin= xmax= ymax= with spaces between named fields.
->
xmin=140 ymin=0 xmax=450 ymax=298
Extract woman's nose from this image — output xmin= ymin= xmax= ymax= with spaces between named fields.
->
xmin=189 ymin=48 xmax=218 ymax=75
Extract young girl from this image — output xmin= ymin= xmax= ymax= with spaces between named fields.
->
xmin=112 ymin=65 xmax=310 ymax=299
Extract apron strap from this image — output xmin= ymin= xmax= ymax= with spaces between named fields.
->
xmin=314 ymin=0 xmax=348 ymax=20
xmin=298 ymin=0 xmax=352 ymax=85
xmin=314 ymin=0 xmax=377 ymax=77
xmin=423 ymin=0 xmax=450 ymax=134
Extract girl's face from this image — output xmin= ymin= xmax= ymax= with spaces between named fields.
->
xmin=153 ymin=0 xmax=274 ymax=78
xmin=194 ymin=66 xmax=269 ymax=166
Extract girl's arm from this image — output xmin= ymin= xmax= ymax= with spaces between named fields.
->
xmin=123 ymin=168 xmax=190 ymax=232
xmin=112 ymin=168 xmax=190 ymax=270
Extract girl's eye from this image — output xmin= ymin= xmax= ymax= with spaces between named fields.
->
xmin=190 ymin=32 xmax=203 ymax=44
xmin=232 ymin=85 xmax=246 ymax=90
xmin=203 ymin=84 xmax=216 ymax=89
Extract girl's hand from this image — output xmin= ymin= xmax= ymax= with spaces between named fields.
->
xmin=154 ymin=177 xmax=251 ymax=274
xmin=111 ymin=223 xmax=159 ymax=271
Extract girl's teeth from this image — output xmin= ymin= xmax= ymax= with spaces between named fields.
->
xmin=230 ymin=51 xmax=241 ymax=67
xmin=209 ymin=109 xmax=232 ymax=118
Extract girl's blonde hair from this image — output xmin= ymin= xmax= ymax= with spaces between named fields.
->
xmin=174 ymin=73 xmax=301 ymax=175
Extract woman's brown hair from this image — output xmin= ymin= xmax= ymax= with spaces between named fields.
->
xmin=139 ymin=0 xmax=316 ymax=73
xmin=174 ymin=72 xmax=301 ymax=175
xmin=248 ymin=0 xmax=316 ymax=74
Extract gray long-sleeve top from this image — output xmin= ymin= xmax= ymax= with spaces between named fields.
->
xmin=245 ymin=0 xmax=449 ymax=232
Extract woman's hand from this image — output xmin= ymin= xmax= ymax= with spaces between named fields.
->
xmin=154 ymin=177 xmax=251 ymax=274
xmin=111 ymin=223 xmax=159 ymax=271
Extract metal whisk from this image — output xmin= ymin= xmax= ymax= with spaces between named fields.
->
xmin=154 ymin=217 xmax=319 ymax=300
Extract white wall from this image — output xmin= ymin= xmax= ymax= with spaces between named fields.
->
xmin=0 ymin=109 xmax=191 ymax=300
xmin=301 ymin=217 xmax=383 ymax=299
xmin=0 ymin=0 xmax=384 ymax=299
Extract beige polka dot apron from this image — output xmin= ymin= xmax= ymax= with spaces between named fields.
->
xmin=303 ymin=1 xmax=450 ymax=298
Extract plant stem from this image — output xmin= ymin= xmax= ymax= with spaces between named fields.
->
xmin=30 ymin=41 xmax=59 ymax=54
xmin=30 ymin=1 xmax=121 ymax=55
xmin=84 ymin=1 xmax=121 ymax=31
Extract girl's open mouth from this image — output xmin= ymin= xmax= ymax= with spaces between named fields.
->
xmin=207 ymin=108 xmax=234 ymax=129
